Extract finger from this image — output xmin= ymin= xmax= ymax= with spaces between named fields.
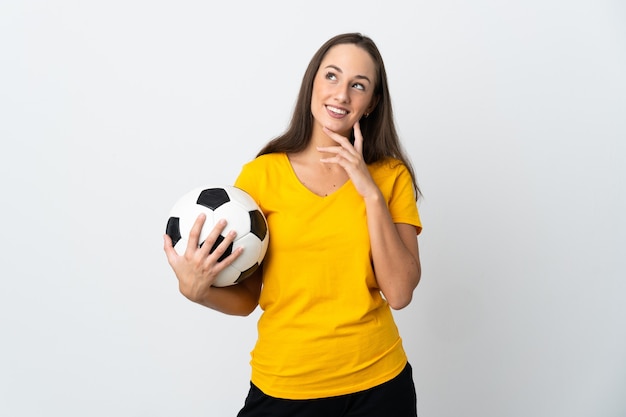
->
xmin=316 ymin=144 xmax=342 ymax=157
xmin=353 ymin=121 xmax=364 ymax=154
xmin=322 ymin=126 xmax=350 ymax=146
xmin=163 ymin=232 xmax=173 ymax=248
xmin=207 ymin=229 xmax=243 ymax=265
xmin=214 ymin=246 xmax=244 ymax=272
xmin=198 ymin=218 xmax=228 ymax=257
xmin=185 ymin=213 xmax=207 ymax=256
xmin=206 ymin=226 xmax=235 ymax=258
xmin=317 ymin=133 xmax=355 ymax=157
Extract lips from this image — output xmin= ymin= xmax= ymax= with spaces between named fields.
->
xmin=326 ymin=105 xmax=348 ymax=117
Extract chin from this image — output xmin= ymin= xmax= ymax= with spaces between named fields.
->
xmin=326 ymin=121 xmax=353 ymax=137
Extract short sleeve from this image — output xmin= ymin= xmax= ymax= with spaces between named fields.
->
xmin=388 ymin=163 xmax=422 ymax=235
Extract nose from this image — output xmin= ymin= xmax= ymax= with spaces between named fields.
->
xmin=334 ymin=82 xmax=350 ymax=103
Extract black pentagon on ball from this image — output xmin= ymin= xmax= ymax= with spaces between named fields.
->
xmin=196 ymin=188 xmax=231 ymax=210
xmin=165 ymin=217 xmax=182 ymax=246
xmin=199 ymin=234 xmax=233 ymax=262
xmin=249 ymin=210 xmax=267 ymax=240
xmin=235 ymin=263 xmax=260 ymax=284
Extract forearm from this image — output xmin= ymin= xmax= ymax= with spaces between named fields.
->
xmin=185 ymin=271 xmax=262 ymax=316
xmin=364 ymin=191 xmax=421 ymax=310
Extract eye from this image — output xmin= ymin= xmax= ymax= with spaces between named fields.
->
xmin=325 ymin=71 xmax=337 ymax=81
xmin=352 ymin=82 xmax=365 ymax=91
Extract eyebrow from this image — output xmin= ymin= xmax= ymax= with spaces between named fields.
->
xmin=325 ymin=65 xmax=372 ymax=84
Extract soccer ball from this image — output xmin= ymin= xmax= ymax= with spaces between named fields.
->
xmin=165 ymin=185 xmax=269 ymax=287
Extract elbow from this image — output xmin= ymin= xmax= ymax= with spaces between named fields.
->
xmin=388 ymin=294 xmax=412 ymax=310
xmin=220 ymin=298 xmax=259 ymax=317
xmin=385 ymin=285 xmax=416 ymax=310
xmin=235 ymin=304 xmax=259 ymax=317
xmin=386 ymin=274 xmax=420 ymax=311
xmin=387 ymin=281 xmax=418 ymax=310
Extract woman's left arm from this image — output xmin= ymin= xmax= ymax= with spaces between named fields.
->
xmin=319 ymin=122 xmax=421 ymax=309
xmin=363 ymin=193 xmax=421 ymax=309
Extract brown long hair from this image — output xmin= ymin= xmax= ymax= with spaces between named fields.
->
xmin=257 ymin=33 xmax=421 ymax=199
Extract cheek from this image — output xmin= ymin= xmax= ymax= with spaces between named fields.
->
xmin=310 ymin=91 xmax=320 ymax=114
xmin=359 ymin=95 xmax=376 ymax=113
xmin=309 ymin=91 xmax=325 ymax=120
xmin=311 ymin=82 xmax=329 ymax=101
xmin=310 ymin=85 xmax=331 ymax=114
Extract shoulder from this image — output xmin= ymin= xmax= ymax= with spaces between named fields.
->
xmin=236 ymin=153 xmax=287 ymax=188
xmin=368 ymin=157 xmax=410 ymax=178
xmin=242 ymin=153 xmax=286 ymax=170
xmin=369 ymin=158 xmax=416 ymax=199
xmin=236 ymin=153 xmax=287 ymax=207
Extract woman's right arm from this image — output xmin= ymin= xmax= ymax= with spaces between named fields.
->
xmin=185 ymin=270 xmax=262 ymax=316
xmin=163 ymin=213 xmax=262 ymax=316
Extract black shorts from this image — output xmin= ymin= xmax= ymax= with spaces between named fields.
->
xmin=236 ymin=362 xmax=418 ymax=417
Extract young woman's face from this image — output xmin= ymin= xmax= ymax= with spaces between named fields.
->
xmin=311 ymin=43 xmax=377 ymax=137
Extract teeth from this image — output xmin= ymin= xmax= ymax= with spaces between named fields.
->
xmin=327 ymin=106 xmax=347 ymax=115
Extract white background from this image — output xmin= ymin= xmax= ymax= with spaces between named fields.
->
xmin=1 ymin=1 xmax=625 ymax=416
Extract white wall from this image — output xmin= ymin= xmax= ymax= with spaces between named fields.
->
xmin=1 ymin=1 xmax=624 ymax=416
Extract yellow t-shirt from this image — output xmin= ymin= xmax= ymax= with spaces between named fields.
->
xmin=234 ymin=152 xmax=422 ymax=400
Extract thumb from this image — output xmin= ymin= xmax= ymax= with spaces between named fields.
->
xmin=163 ymin=234 xmax=178 ymax=264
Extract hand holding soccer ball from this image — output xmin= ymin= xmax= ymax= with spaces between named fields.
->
xmin=163 ymin=186 xmax=268 ymax=289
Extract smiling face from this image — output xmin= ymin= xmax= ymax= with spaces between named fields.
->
xmin=310 ymin=43 xmax=378 ymax=137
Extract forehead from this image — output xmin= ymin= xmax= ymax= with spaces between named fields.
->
xmin=319 ymin=44 xmax=377 ymax=78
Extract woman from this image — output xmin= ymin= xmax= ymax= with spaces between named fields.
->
xmin=164 ymin=32 xmax=422 ymax=416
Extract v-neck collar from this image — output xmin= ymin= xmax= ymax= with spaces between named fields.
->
xmin=282 ymin=153 xmax=352 ymax=199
